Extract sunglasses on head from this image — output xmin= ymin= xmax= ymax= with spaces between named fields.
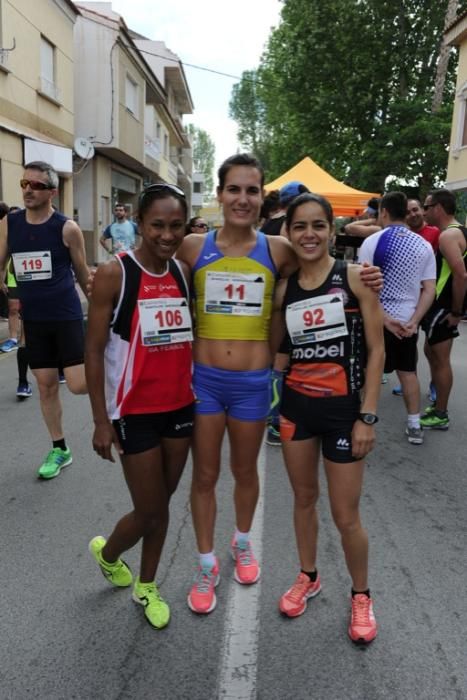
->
xmin=139 ymin=183 xmax=186 ymax=205
xmin=20 ymin=179 xmax=54 ymax=191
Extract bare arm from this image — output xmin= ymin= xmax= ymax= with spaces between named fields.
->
xmin=348 ymin=266 xmax=385 ymax=458
xmin=343 ymin=221 xmax=381 ymax=238
xmin=268 ymin=234 xmax=299 ymax=279
xmin=63 ymin=220 xmax=90 ymax=297
xmin=84 ymin=262 xmax=122 ymax=462
xmin=99 ymin=234 xmax=111 ymax=253
xmin=404 ymin=279 xmax=436 ymax=335
xmin=0 ymin=217 xmax=9 ymax=293
xmin=269 ymin=278 xmax=287 ymax=357
xmin=439 ymin=229 xmax=467 ymax=325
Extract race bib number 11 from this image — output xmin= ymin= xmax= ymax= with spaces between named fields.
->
xmin=139 ymin=298 xmax=193 ymax=346
xmin=205 ymin=272 xmax=265 ymax=316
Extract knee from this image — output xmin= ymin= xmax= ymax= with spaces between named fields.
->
xmin=37 ymin=381 xmax=59 ymax=401
xmin=232 ymin=464 xmax=258 ymax=489
xmin=294 ymin=486 xmax=319 ymax=510
xmin=333 ymin=510 xmax=361 ymax=536
xmin=192 ymin=466 xmax=219 ymax=493
xmin=134 ymin=508 xmax=168 ymax=536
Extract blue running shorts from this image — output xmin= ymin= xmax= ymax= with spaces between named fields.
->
xmin=193 ymin=362 xmax=270 ymax=421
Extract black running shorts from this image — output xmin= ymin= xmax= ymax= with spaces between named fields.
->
xmin=421 ymin=307 xmax=460 ymax=346
xmin=383 ymin=328 xmax=418 ymax=373
xmin=280 ymin=384 xmax=361 ymax=463
xmin=23 ymin=319 xmax=84 ymax=370
xmin=112 ymin=403 xmax=195 ymax=455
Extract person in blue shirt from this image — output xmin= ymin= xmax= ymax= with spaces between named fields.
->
xmin=100 ymin=203 xmax=139 ymax=254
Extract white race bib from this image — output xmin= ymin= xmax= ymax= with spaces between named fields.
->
xmin=138 ymin=298 xmax=193 ymax=346
xmin=204 ymin=272 xmax=265 ymax=316
xmin=12 ymin=251 xmax=52 ymax=281
xmin=286 ymin=292 xmax=348 ymax=345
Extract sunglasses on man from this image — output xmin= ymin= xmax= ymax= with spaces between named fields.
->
xmin=20 ymin=179 xmax=54 ymax=191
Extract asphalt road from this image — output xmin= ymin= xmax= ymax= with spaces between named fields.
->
xmin=0 ymin=328 xmax=465 ymax=700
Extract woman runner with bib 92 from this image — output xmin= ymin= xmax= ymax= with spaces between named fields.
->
xmin=270 ymin=193 xmax=384 ymax=644
xmin=85 ymin=184 xmax=194 ymax=629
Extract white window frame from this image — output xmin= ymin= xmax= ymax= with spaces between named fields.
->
xmin=452 ymin=81 xmax=467 ymax=158
xmin=125 ymin=73 xmax=139 ymax=117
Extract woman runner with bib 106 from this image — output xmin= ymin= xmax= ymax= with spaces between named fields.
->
xmin=270 ymin=193 xmax=384 ymax=644
xmin=85 ymin=184 xmax=194 ymax=630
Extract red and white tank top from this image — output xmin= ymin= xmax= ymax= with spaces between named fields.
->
xmin=105 ymin=251 xmax=194 ymax=419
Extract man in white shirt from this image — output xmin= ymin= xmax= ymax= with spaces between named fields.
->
xmin=359 ymin=191 xmax=436 ymax=445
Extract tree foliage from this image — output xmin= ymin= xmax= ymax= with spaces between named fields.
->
xmin=230 ymin=0 xmax=461 ymax=195
xmin=186 ymin=124 xmax=215 ymax=197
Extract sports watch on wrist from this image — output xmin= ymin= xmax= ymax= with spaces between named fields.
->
xmin=358 ymin=412 xmax=379 ymax=425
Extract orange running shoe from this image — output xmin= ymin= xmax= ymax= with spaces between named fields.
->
xmin=279 ymin=571 xmax=321 ymax=617
xmin=231 ymin=539 xmax=260 ymax=584
xmin=348 ymin=594 xmax=377 ymax=644
xmin=187 ymin=560 xmax=220 ymax=614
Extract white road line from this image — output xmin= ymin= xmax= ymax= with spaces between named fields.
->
xmin=217 ymin=440 xmax=266 ymax=700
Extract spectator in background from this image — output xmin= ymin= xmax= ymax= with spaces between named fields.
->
xmin=186 ymin=216 xmax=209 ymax=235
xmin=100 ymin=203 xmax=139 ymax=254
xmin=420 ymin=189 xmax=467 ymax=431
xmin=261 ymin=182 xmax=310 ymax=239
xmin=358 ymin=192 xmax=436 ymax=445
xmin=406 ymin=199 xmax=440 ymax=252
xmin=258 ymin=190 xmax=281 ymax=232
xmin=342 ymin=198 xmax=382 ymax=238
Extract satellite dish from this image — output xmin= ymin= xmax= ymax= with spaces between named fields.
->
xmin=74 ymin=137 xmax=95 ymax=160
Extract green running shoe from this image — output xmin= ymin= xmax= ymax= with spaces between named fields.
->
xmin=89 ymin=536 xmax=133 ymax=587
xmin=420 ymin=411 xmax=449 ymax=430
xmin=132 ymin=577 xmax=170 ymax=629
xmin=37 ymin=447 xmax=72 ymax=479
xmin=421 ymin=405 xmax=436 ymax=418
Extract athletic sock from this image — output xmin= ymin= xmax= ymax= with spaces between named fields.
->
xmin=301 ymin=568 xmax=318 ymax=582
xmin=352 ymin=588 xmax=370 ymax=598
xmin=17 ymin=346 xmax=29 ymax=384
xmin=199 ymin=551 xmax=216 ymax=569
xmin=407 ymin=413 xmax=420 ymax=429
xmin=234 ymin=529 xmax=249 ymax=546
xmin=53 ymin=438 xmax=67 ymax=451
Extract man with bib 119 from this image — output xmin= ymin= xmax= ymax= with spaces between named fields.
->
xmin=0 ymin=161 xmax=89 ymax=479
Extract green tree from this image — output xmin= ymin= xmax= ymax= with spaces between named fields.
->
xmin=230 ymin=0 xmax=460 ymax=194
xmin=186 ymin=124 xmax=215 ymax=198
xmin=228 ymin=70 xmax=271 ymax=170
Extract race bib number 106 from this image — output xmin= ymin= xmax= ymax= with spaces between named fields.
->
xmin=138 ymin=298 xmax=193 ymax=346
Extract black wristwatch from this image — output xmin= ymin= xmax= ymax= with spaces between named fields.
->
xmin=358 ymin=412 xmax=379 ymax=425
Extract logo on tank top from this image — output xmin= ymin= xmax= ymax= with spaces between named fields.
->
xmin=291 ymin=341 xmax=345 ymax=360
xmin=328 ymin=287 xmax=349 ymax=305
xmin=203 ymin=253 xmax=218 ymax=260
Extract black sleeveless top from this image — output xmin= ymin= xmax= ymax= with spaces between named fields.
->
xmin=282 ymin=259 xmax=366 ymax=398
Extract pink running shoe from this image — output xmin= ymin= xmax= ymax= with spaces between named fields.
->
xmin=279 ymin=571 xmax=321 ymax=617
xmin=187 ymin=560 xmax=220 ymax=614
xmin=348 ymin=594 xmax=377 ymax=644
xmin=231 ymin=539 xmax=260 ymax=584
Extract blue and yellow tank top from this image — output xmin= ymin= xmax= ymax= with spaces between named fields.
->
xmin=192 ymin=230 xmax=277 ymax=340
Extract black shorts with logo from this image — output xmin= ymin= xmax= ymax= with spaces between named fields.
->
xmin=421 ymin=307 xmax=460 ymax=346
xmin=112 ymin=403 xmax=195 ymax=455
xmin=23 ymin=319 xmax=84 ymax=370
xmin=280 ymin=385 xmax=360 ymax=463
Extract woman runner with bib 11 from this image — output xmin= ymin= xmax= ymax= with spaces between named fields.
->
xmin=271 ymin=193 xmax=384 ymax=644
xmin=85 ymin=184 xmax=194 ymax=630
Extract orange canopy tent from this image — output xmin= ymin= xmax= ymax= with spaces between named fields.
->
xmin=264 ymin=157 xmax=380 ymax=217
